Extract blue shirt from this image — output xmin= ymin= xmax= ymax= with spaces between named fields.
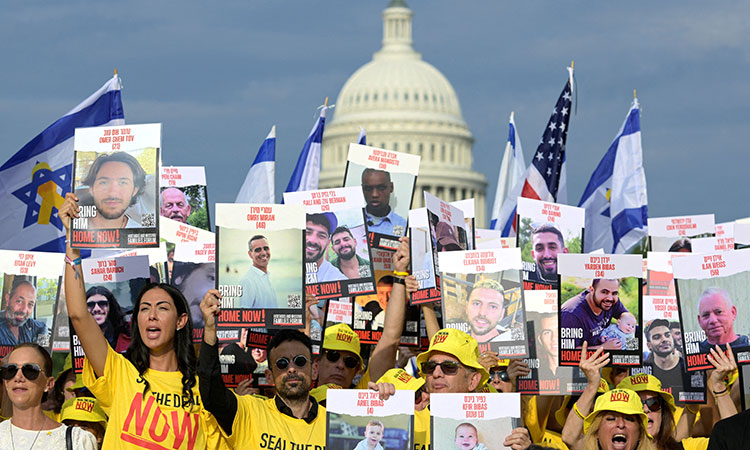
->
xmin=0 ymin=313 xmax=48 ymax=347
xmin=365 ymin=208 xmax=407 ymax=237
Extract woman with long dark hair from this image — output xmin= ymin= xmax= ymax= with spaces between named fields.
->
xmin=85 ymin=285 xmax=131 ymax=352
xmin=60 ymin=192 xmax=219 ymax=450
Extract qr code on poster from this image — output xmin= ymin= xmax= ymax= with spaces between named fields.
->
xmin=141 ymin=213 xmax=155 ymax=227
xmin=287 ymin=294 xmax=301 ymax=308
xmin=625 ymin=338 xmax=638 ymax=351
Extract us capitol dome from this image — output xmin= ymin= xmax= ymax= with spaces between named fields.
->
xmin=319 ymin=0 xmax=488 ymax=225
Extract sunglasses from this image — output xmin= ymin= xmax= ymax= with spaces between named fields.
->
xmin=87 ymin=300 xmax=108 ymax=309
xmin=421 ymin=360 xmax=460 ymax=376
xmin=325 ymin=350 xmax=359 ymax=369
xmin=275 ymin=355 xmax=310 ymax=371
xmin=1 ymin=363 xmax=43 ymax=381
xmin=489 ymin=369 xmax=510 ymax=382
xmin=642 ymin=396 xmax=662 ymax=412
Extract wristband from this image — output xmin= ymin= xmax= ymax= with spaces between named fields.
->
xmin=65 ymin=255 xmax=82 ymax=267
xmin=573 ymin=402 xmax=586 ymax=420
xmin=392 ymin=277 xmax=406 ymax=285
xmin=713 ymin=387 xmax=729 ymax=397
xmin=393 ymin=270 xmax=409 ymax=277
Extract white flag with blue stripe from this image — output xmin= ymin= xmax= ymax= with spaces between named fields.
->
xmin=0 ymin=75 xmax=124 ymax=252
xmin=490 ymin=112 xmax=525 ymax=230
xmin=357 ymin=127 xmax=366 ymax=145
xmin=235 ymin=125 xmax=276 ymax=203
xmin=284 ymin=106 xmax=327 ymax=196
xmin=578 ymin=99 xmax=648 ymax=253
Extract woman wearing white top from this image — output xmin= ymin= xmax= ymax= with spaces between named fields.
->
xmin=0 ymin=343 xmax=97 ymax=450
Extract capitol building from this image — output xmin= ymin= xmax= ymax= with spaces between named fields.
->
xmin=319 ymin=0 xmax=488 ymax=225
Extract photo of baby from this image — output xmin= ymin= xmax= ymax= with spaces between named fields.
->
xmin=599 ymin=312 xmax=637 ymax=350
xmin=454 ymin=423 xmax=487 ymax=450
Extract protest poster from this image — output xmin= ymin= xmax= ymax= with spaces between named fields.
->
xmin=439 ymin=248 xmax=528 ymax=357
xmin=216 ymin=203 xmax=305 ymax=329
xmin=736 ymin=222 xmax=750 ymax=249
xmin=630 ymin=294 xmax=706 ymax=405
xmin=673 ymin=248 xmax=750 ymax=371
xmin=0 ymin=250 xmax=63 ymax=357
xmin=71 ymin=124 xmax=161 ymax=249
xmin=645 ymin=252 xmax=677 ymax=297
xmin=647 ymin=214 xmax=715 ymax=252
xmin=351 ymin=248 xmax=395 ymax=344
xmin=558 ymin=253 xmax=643 ymax=366
xmin=51 ymin=282 xmax=70 ymax=352
xmin=741 ymin=364 xmax=750 ymax=411
xmin=284 ymin=186 xmax=376 ymax=299
xmin=343 ymin=143 xmax=420 ymax=250
xmin=159 ymin=166 xmax=210 ymax=230
xmin=691 ymin=236 xmax=735 ymax=253
xmin=451 ymin=198 xmax=476 ymax=251
xmin=409 ymin=207 xmax=438 ymax=298
xmin=716 ymin=222 xmax=734 ymax=240
xmin=474 ymin=228 xmax=515 ymax=250
xmin=326 ymin=389 xmax=414 ymax=450
xmin=70 ymin=255 xmax=150 ymax=372
xmin=516 ymin=197 xmax=585 ymax=290
xmin=216 ymin=327 xmax=264 ymax=388
xmin=430 ymin=393 xmax=520 ymax=450
xmin=172 ymin=241 xmax=215 ymax=342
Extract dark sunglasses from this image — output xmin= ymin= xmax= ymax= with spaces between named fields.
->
xmin=489 ymin=369 xmax=510 ymax=382
xmin=421 ymin=360 xmax=460 ymax=376
xmin=87 ymin=300 xmax=108 ymax=309
xmin=642 ymin=396 xmax=662 ymax=412
xmin=1 ymin=363 xmax=43 ymax=381
xmin=325 ymin=350 xmax=359 ymax=369
xmin=275 ymin=355 xmax=310 ymax=371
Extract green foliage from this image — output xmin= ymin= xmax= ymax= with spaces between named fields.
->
xmin=36 ymin=278 xmax=59 ymax=302
xmin=519 ymin=217 xmax=533 ymax=262
xmin=618 ymin=277 xmax=640 ymax=322
xmin=188 ymin=206 xmax=209 ymax=231
xmin=566 ymin=236 xmax=581 ymax=254
xmin=560 ymin=281 xmax=581 ymax=303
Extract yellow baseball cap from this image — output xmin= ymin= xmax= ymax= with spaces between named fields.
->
xmin=555 ymin=378 xmax=610 ymax=426
xmin=60 ymin=397 xmax=107 ymax=429
xmin=416 ymin=328 xmax=489 ymax=386
xmin=310 ymin=383 xmax=342 ymax=403
xmin=377 ymin=368 xmax=425 ymax=392
xmin=584 ymin=389 xmax=650 ymax=436
xmin=617 ymin=374 xmax=676 ymax=414
xmin=322 ymin=324 xmax=363 ymax=367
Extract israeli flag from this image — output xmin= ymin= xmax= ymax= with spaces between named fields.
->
xmin=284 ymin=106 xmax=327 ymax=197
xmin=0 ymin=75 xmax=124 ymax=252
xmin=578 ymin=99 xmax=648 ymax=253
xmin=235 ymin=125 xmax=276 ymax=203
xmin=357 ymin=127 xmax=366 ymax=145
xmin=490 ymin=112 xmax=525 ymax=233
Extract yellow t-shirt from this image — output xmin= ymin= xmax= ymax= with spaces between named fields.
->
xmin=228 ymin=394 xmax=326 ymax=449
xmin=83 ymin=346 xmax=220 ymax=450
xmin=681 ymin=437 xmax=709 ymax=450
xmin=414 ymin=407 xmax=430 ymax=450
xmin=541 ymin=430 xmax=569 ymax=450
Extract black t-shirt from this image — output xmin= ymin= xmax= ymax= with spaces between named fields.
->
xmin=708 ymin=408 xmax=750 ymax=450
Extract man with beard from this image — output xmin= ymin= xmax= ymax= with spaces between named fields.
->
xmin=642 ymin=319 xmax=684 ymax=390
xmin=560 ymin=278 xmax=629 ymax=349
xmin=159 ymin=187 xmax=191 ymax=223
xmin=237 ymin=235 xmax=278 ymax=308
xmin=329 ymin=226 xmax=371 ymax=279
xmin=199 ymin=289 xmax=326 ymax=448
xmin=526 ymin=224 xmax=568 ymax=285
xmin=81 ymin=151 xmax=146 ymax=229
xmin=464 ymin=279 xmax=513 ymax=345
xmin=697 ymin=287 xmax=749 ymax=353
xmin=361 ymin=168 xmax=407 ymax=237
xmin=0 ymin=280 xmax=47 ymax=346
xmin=305 ymin=213 xmax=345 ymax=283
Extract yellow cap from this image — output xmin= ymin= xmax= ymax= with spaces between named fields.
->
xmin=60 ymin=397 xmax=107 ymax=429
xmin=617 ymin=374 xmax=676 ymax=414
xmin=310 ymin=383 xmax=342 ymax=403
xmin=477 ymin=383 xmax=499 ymax=393
xmin=555 ymin=378 xmax=610 ymax=426
xmin=66 ymin=373 xmax=85 ymax=392
xmin=322 ymin=324 xmax=363 ymax=367
xmin=377 ymin=368 xmax=425 ymax=392
xmin=62 ymin=353 xmax=72 ymax=373
xmin=584 ymin=389 xmax=650 ymax=436
xmin=416 ymin=328 xmax=489 ymax=386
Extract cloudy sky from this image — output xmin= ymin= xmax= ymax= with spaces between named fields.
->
xmin=2 ymin=1 xmax=748 ymax=227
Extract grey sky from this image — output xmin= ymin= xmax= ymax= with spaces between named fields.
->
xmin=2 ymin=1 xmax=749 ymax=227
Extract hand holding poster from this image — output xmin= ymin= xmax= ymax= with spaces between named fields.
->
xmin=558 ymin=253 xmax=643 ymax=366
xmin=72 ymin=124 xmax=161 ymax=248
xmin=343 ymin=143 xmax=420 ymax=250
xmin=159 ymin=166 xmax=211 ymax=230
xmin=647 ymin=214 xmax=715 ymax=252
xmin=430 ymin=393 xmax=520 ymax=450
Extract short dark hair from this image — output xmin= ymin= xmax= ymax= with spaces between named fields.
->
xmin=82 ymin=151 xmax=146 ymax=206
xmin=645 ymin=319 xmax=670 ymax=341
xmin=361 ymin=168 xmax=392 ymax=184
xmin=331 ymin=226 xmax=354 ymax=240
xmin=267 ymin=329 xmax=313 ymax=359
xmin=591 ymin=278 xmax=620 ymax=289
xmin=248 ymin=235 xmax=268 ymax=251
xmin=307 ymin=214 xmax=332 ymax=236
xmin=532 ymin=223 xmax=565 ymax=247
xmin=668 ymin=321 xmax=680 ymax=330
xmin=8 ymin=278 xmax=35 ymax=300
xmin=668 ymin=238 xmax=691 ymax=253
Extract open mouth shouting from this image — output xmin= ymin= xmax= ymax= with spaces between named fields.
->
xmin=611 ymin=433 xmax=629 ymax=450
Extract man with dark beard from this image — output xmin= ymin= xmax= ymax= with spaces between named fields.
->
xmin=81 ymin=151 xmax=146 ymax=229
xmin=464 ymin=279 xmax=513 ymax=345
xmin=526 ymin=224 xmax=568 ymax=285
xmin=0 ymin=280 xmax=47 ymax=346
xmin=329 ymin=226 xmax=371 ymax=279
xmin=199 ymin=289 xmax=326 ymax=448
xmin=642 ymin=319 xmax=684 ymax=391
xmin=305 ymin=213 xmax=345 ymax=283
xmin=560 ymin=278 xmax=629 ymax=349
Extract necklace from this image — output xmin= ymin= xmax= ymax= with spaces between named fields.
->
xmin=9 ymin=419 xmax=45 ymax=450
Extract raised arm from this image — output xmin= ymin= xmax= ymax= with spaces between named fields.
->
xmin=59 ymin=192 xmax=109 ymax=377
xmin=707 ymin=344 xmax=739 ymax=420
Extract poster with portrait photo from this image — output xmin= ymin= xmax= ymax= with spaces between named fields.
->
xmin=647 ymin=214 xmax=715 ymax=252
xmin=558 ymin=253 xmax=643 ymax=366
xmin=351 ymin=248 xmax=400 ymax=345
xmin=102 ymin=242 xmax=170 ymax=284
xmin=516 ymin=197 xmax=585 ymax=290
xmin=216 ymin=203 xmax=305 ymax=329
xmin=645 ymin=252 xmax=678 ymax=297
xmin=451 ymin=198 xmax=476 ymax=251
xmin=630 ymin=294 xmax=706 ymax=405
xmin=326 ymin=389 xmax=414 ymax=450
xmin=439 ymin=248 xmax=528 ymax=357
xmin=172 ymin=241 xmax=214 ymax=342
xmin=430 ymin=393 xmax=520 ymax=450
xmin=217 ymin=327 xmax=268 ymax=388
xmin=160 ymin=216 xmax=214 ymax=282
xmin=409 ymin=207 xmax=439 ymax=300
xmin=673 ymin=249 xmax=750 ymax=371
xmin=160 ymin=166 xmax=210 ymax=231
xmin=285 ymin=187 xmax=376 ymax=300
xmin=70 ymin=255 xmax=150 ymax=373
xmin=343 ymin=143 xmax=420 ymax=250
xmin=0 ymin=250 xmax=63 ymax=357
xmin=72 ymin=124 xmax=161 ymax=249
xmin=474 ymin=229 xmax=515 ymax=251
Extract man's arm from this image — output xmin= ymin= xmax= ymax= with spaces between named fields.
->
xmin=198 ymin=289 xmax=239 ymax=435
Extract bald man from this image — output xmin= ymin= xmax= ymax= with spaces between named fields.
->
xmin=697 ymin=287 xmax=749 ymax=353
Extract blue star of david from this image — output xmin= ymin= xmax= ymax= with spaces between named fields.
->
xmin=12 ymin=163 xmax=72 ymax=230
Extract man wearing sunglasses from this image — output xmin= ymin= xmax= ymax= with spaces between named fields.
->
xmin=238 ymin=235 xmax=279 ymax=308
xmin=316 ymin=323 xmax=364 ymax=388
xmin=361 ymin=168 xmax=406 ymax=237
xmin=198 ymin=289 xmax=326 ymax=448
xmin=0 ymin=279 xmax=47 ymax=347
